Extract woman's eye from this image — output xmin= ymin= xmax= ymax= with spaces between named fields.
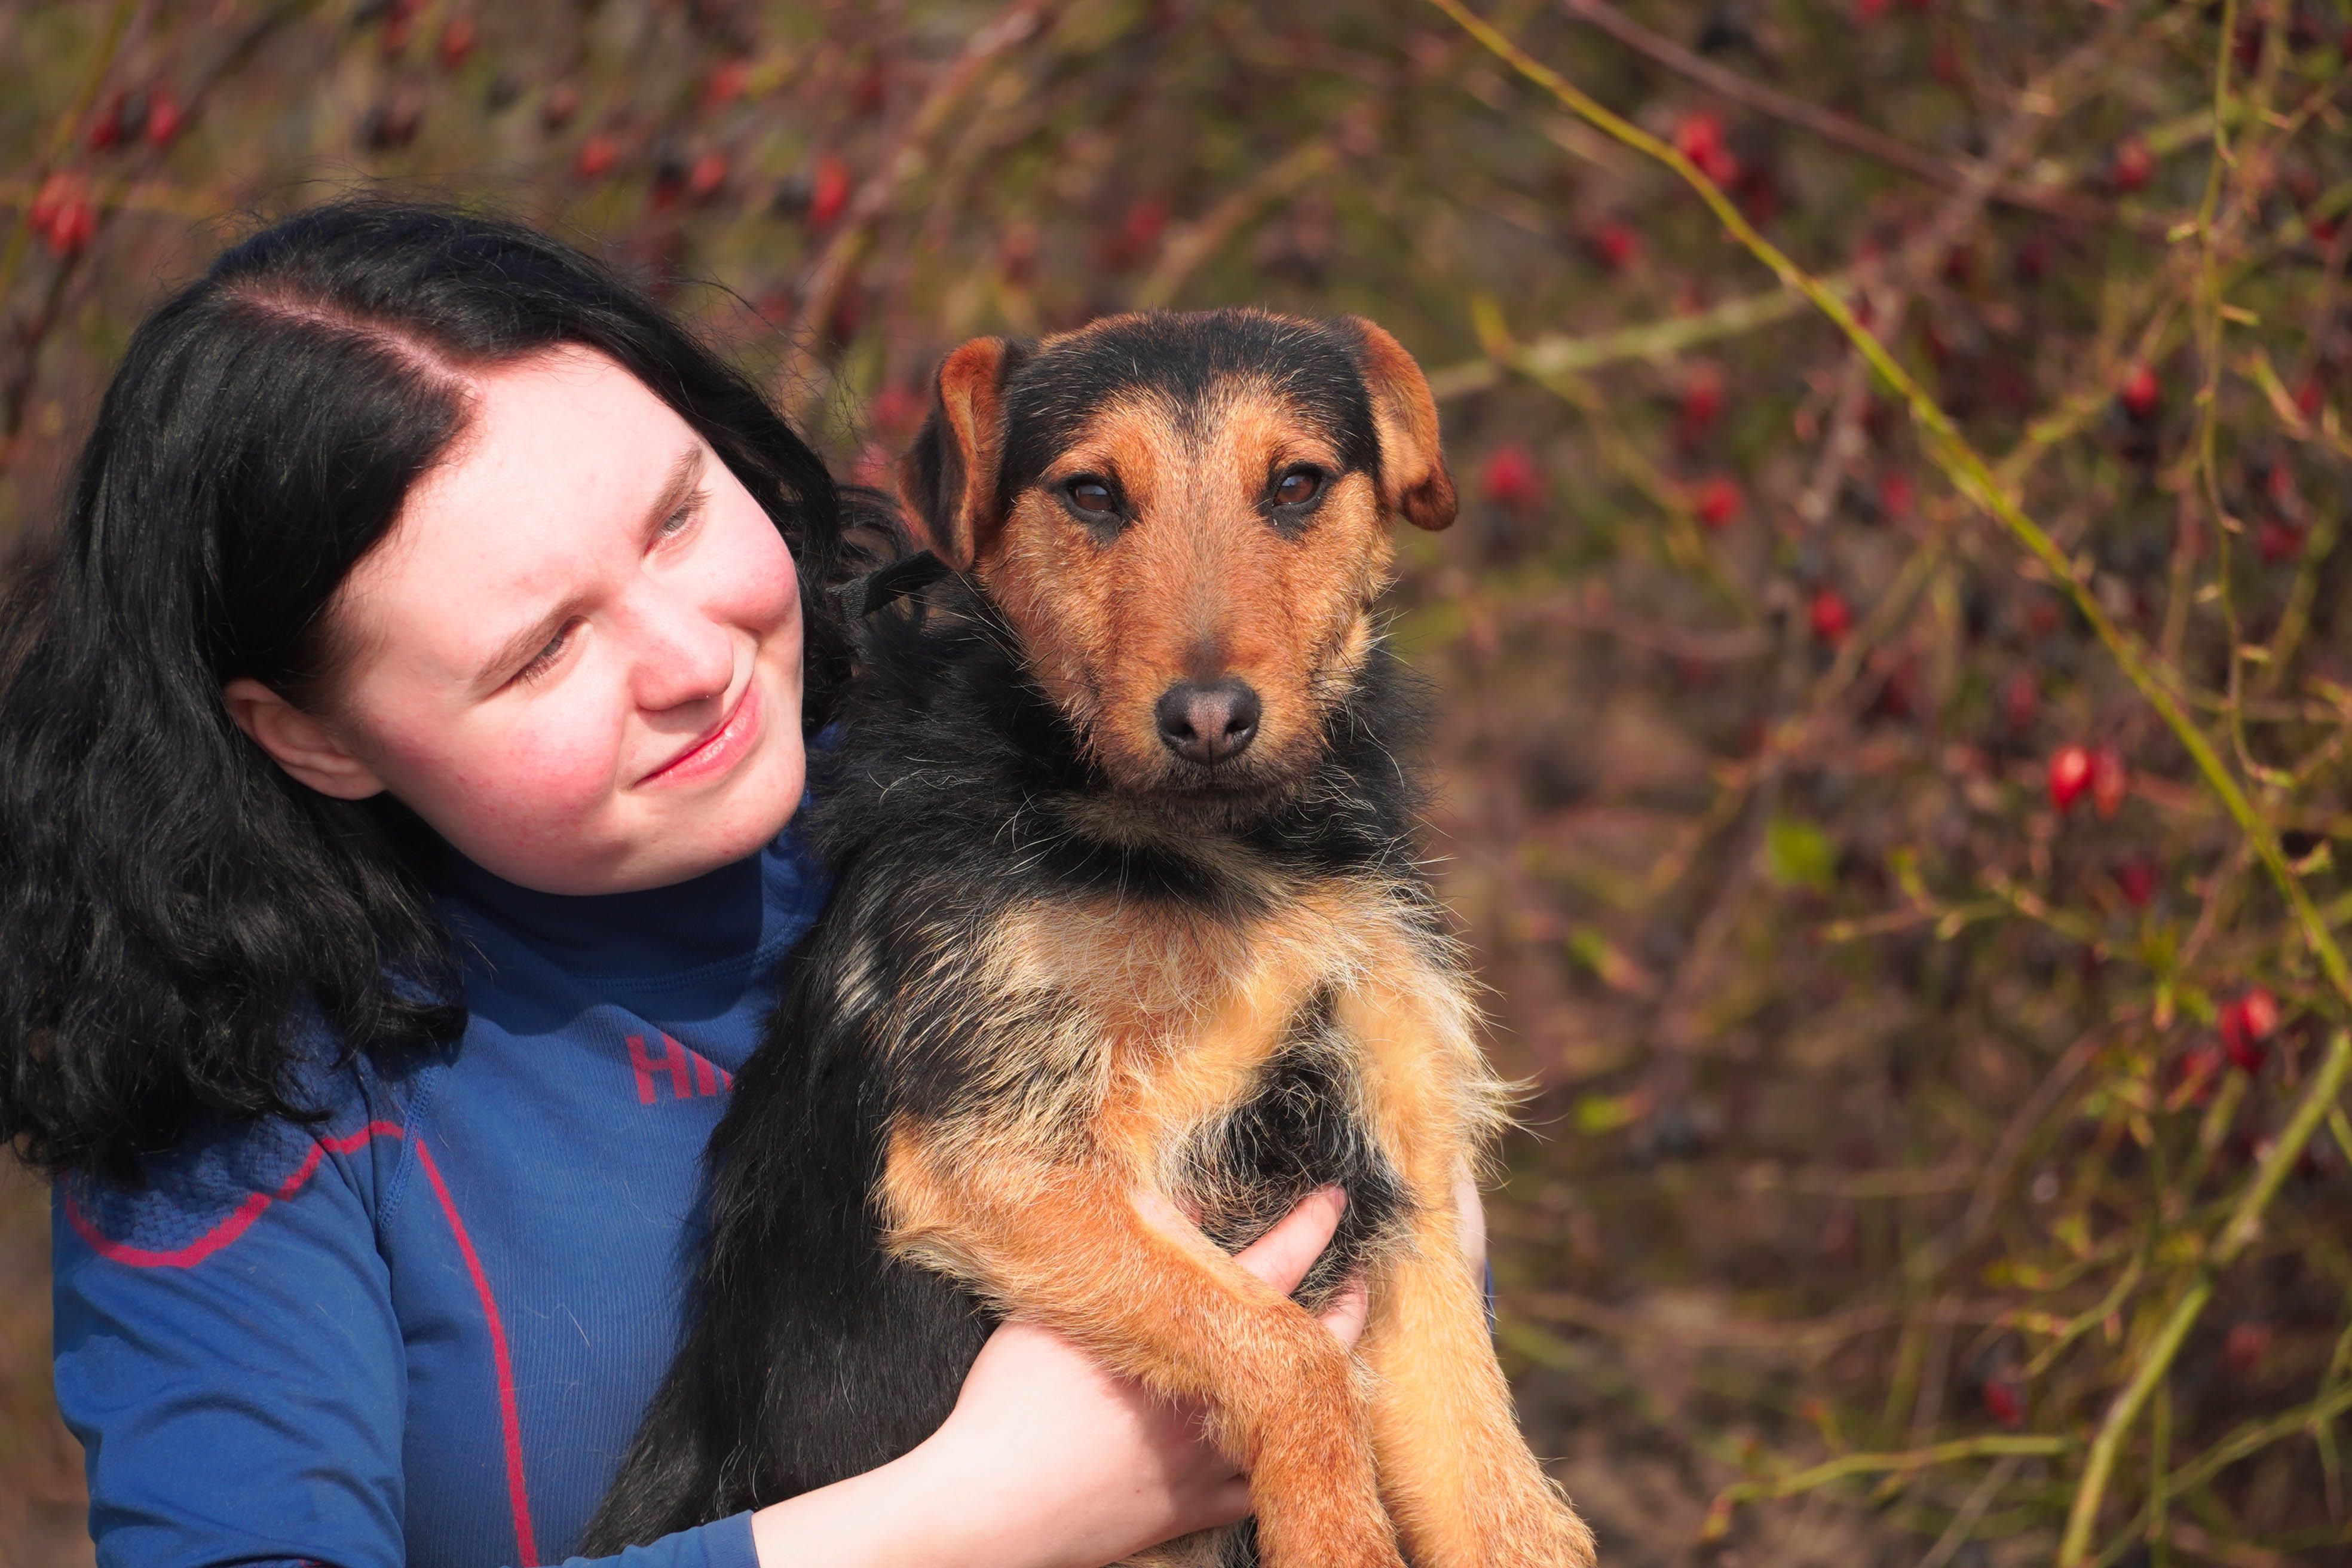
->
xmin=656 ymin=494 xmax=705 ymax=540
xmin=1273 ymin=468 xmax=1324 ymax=507
xmin=515 ymin=626 xmax=573 ymax=685
xmin=1064 ymin=477 xmax=1117 ymax=517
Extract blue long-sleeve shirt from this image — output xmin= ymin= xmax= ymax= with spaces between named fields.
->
xmin=51 ymin=824 xmax=829 ymax=1568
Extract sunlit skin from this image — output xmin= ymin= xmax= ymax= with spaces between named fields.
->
xmin=223 ymin=345 xmax=806 ymax=895
xmin=218 ymin=345 xmax=1484 ymax=1568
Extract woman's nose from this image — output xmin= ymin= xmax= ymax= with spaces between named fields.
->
xmin=623 ymin=584 xmax=737 ymax=712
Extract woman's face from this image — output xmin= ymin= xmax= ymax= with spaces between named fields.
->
xmin=230 ymin=345 xmax=808 ymax=895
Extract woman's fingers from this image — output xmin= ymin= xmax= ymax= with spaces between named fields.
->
xmin=1455 ymin=1163 xmax=1488 ymax=1274
xmin=1316 ymin=1273 xmax=1370 ymax=1348
xmin=1230 ymin=1185 xmax=1346 ymax=1295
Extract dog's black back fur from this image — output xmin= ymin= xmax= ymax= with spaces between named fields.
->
xmin=581 ymin=574 xmax=1431 ymax=1549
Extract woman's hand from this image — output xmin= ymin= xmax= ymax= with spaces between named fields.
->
xmin=747 ymin=1186 xmax=1362 ymax=1568
xmin=916 ymin=1186 xmax=1367 ymax=1568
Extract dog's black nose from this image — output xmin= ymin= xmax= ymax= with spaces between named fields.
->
xmin=1155 ymin=679 xmax=1261 ymax=765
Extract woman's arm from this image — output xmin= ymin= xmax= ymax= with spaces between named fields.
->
xmin=746 ymin=1187 xmax=1366 ymax=1568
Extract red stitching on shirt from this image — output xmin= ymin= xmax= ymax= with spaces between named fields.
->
xmin=65 ymin=1122 xmax=406 ymax=1270
xmin=414 ymin=1135 xmax=540 ymax=1568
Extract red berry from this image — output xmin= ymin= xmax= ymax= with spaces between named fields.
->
xmin=1586 ymin=218 xmax=1641 ymax=273
xmin=2176 ymin=1042 xmax=2226 ymax=1105
xmin=2001 ymin=669 xmax=2040 ymax=731
xmin=2222 ymin=1321 xmax=2273 ymax=1374
xmin=686 ymin=149 xmax=728 ymax=201
xmin=44 ymin=195 xmax=97 ymax=259
xmin=27 ymin=170 xmax=66 ymax=235
xmin=2111 ymin=137 xmax=2154 ymax=194
xmin=703 ymin=58 xmax=752 ymax=111
xmin=2047 ymin=745 xmax=2093 ymax=813
xmin=2218 ymin=987 xmax=2280 ymax=1074
xmin=1693 ymin=474 xmax=1742 ymax=529
xmin=436 ymin=15 xmax=476 ymax=70
xmin=1808 ymin=588 xmax=1852 ymax=644
xmin=2114 ymin=856 xmax=2157 ymax=908
xmin=1981 ymin=1375 xmax=2024 ymax=1429
xmin=1478 ymin=443 xmax=1541 ymax=510
xmin=850 ymin=58 xmax=889 ymax=117
xmin=145 ymin=86 xmax=182 ymax=149
xmin=1674 ymin=111 xmax=1723 ymax=166
xmin=2013 ymin=235 xmax=2049 ymax=283
xmin=575 ymin=133 xmax=618 ymax=179
xmin=89 ymin=91 xmax=124 ymax=150
xmin=541 ymin=83 xmax=581 ymax=131
xmin=1678 ymin=365 xmax=1723 ymax=440
xmin=1095 ymin=195 xmax=1169 ymax=270
xmin=2091 ymin=746 xmax=2128 ymax=819
xmin=2294 ymin=374 xmax=2325 ymax=419
xmin=1857 ymin=0 xmax=1890 ymax=20
xmin=2119 ymin=362 xmax=2161 ymax=421
xmin=1674 ymin=112 xmax=1740 ymax=185
xmin=2257 ymin=522 xmax=2304 ymax=563
xmin=1876 ymin=468 xmax=1913 ymax=521
xmin=808 ymin=152 xmax=853 ymax=227
xmin=30 ymin=172 xmax=96 ymax=259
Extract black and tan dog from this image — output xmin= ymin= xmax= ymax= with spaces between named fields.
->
xmin=586 ymin=309 xmax=1595 ymax=1568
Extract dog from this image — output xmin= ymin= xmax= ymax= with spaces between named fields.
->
xmin=584 ymin=308 xmax=1595 ymax=1568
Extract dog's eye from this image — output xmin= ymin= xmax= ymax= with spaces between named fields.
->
xmin=1064 ymin=477 xmax=1117 ymax=517
xmin=1272 ymin=467 xmax=1324 ymax=508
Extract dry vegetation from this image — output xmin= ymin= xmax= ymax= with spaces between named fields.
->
xmin=4 ymin=1 xmax=2351 ymax=1564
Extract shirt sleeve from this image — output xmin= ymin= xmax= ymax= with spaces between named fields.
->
xmin=52 ymin=1115 xmax=413 ymax=1568
xmin=52 ymin=1122 xmax=764 ymax=1568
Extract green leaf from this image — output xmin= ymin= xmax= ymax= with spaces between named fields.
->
xmin=1765 ymin=815 xmax=1836 ymax=893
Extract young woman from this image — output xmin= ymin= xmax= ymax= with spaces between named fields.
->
xmin=0 ymin=201 xmax=1441 ymax=1568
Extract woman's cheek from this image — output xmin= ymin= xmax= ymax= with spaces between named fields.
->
xmin=703 ymin=500 xmax=800 ymax=637
xmin=411 ymin=689 xmax=629 ymax=858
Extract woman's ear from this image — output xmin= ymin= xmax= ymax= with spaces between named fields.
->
xmin=1343 ymin=317 xmax=1458 ymax=532
xmin=896 ymin=336 xmax=1027 ymax=570
xmin=220 ymin=678 xmax=388 ymax=801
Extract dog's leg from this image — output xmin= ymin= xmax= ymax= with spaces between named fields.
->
xmin=1357 ymin=1182 xmax=1595 ymax=1568
xmin=1339 ymin=975 xmax=1597 ymax=1568
xmin=883 ymin=1138 xmax=1404 ymax=1568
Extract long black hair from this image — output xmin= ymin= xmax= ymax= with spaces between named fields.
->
xmin=0 ymin=199 xmax=871 ymax=1181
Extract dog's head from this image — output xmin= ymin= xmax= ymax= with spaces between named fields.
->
xmin=896 ymin=308 xmax=1454 ymax=814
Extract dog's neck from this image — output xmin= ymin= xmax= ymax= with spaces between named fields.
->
xmin=810 ymin=577 xmax=1431 ymax=903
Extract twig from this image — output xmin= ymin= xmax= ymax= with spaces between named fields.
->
xmin=778 ymin=0 xmax=1058 ymax=418
xmin=1555 ymin=0 xmax=2134 ymax=229
xmin=1913 ymin=1453 xmax=2023 ymax=1568
xmin=1426 ymin=280 xmax=1821 ymax=401
xmin=1423 ymin=0 xmax=2352 ymax=1019
xmin=1134 ymin=133 xmax=1340 ymax=309
xmin=1701 ymin=1435 xmax=2072 ymax=1542
xmin=2058 ymin=1029 xmax=2352 ymax=1565
xmin=0 ymin=0 xmax=136 ymax=316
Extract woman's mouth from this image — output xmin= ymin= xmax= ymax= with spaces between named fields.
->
xmin=638 ymin=677 xmax=762 ymax=787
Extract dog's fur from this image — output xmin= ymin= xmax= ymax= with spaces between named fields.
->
xmin=584 ymin=309 xmax=1595 ymax=1568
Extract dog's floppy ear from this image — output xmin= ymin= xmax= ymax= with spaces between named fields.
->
xmin=896 ymin=336 xmax=1028 ymax=569
xmin=1343 ymin=317 xmax=1457 ymax=532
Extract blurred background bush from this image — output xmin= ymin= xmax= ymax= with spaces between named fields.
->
xmin=4 ymin=1 xmax=2351 ymax=1564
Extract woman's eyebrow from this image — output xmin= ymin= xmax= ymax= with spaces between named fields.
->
xmin=471 ymin=444 xmax=706 ymax=690
xmin=642 ymin=444 xmax=707 ymax=537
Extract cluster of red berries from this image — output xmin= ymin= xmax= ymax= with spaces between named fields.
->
xmin=27 ymin=172 xmax=98 ymax=261
xmin=2047 ymin=743 xmax=2127 ymax=818
xmin=88 ymin=85 xmax=182 ymax=152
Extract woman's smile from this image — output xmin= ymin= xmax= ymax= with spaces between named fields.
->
xmin=638 ymin=671 xmax=763 ymax=788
